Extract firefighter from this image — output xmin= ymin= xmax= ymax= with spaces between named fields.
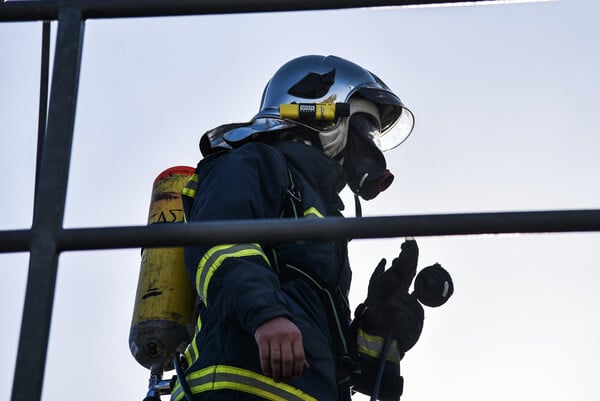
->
xmin=173 ymin=55 xmax=424 ymax=401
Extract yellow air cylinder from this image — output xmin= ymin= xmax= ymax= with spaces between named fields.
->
xmin=129 ymin=166 xmax=196 ymax=373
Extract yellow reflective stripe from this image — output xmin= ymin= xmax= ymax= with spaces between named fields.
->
xmin=189 ymin=327 xmax=199 ymax=363
xmin=183 ymin=313 xmax=202 ymax=367
xmin=178 ymin=365 xmax=317 ymax=401
xmin=191 ymin=312 xmax=202 ymax=337
xmin=357 ymin=328 xmax=400 ymax=364
xmin=171 ymin=381 xmax=183 ymax=401
xmin=181 ymin=187 xmax=196 ymax=197
xmin=191 ymin=340 xmax=199 ymax=361
xmin=181 ymin=173 xmax=199 ymax=198
xmin=181 ymin=186 xmax=196 ymax=196
xmin=303 ymin=207 xmax=324 ymax=219
xmin=183 ymin=344 xmax=194 ymax=368
xmin=196 ymin=313 xmax=202 ymax=333
xmin=196 ymin=243 xmax=270 ymax=305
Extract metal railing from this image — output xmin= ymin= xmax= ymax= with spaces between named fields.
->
xmin=2 ymin=1 xmax=598 ymax=401
xmin=1 ymin=0 xmax=500 ymax=22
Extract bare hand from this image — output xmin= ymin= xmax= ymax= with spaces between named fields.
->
xmin=254 ymin=317 xmax=310 ymax=382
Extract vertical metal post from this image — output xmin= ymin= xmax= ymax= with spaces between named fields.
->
xmin=11 ymin=7 xmax=85 ymax=401
xmin=35 ymin=21 xmax=51 ymax=205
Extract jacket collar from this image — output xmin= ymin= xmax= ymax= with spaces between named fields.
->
xmin=272 ymin=140 xmax=347 ymax=212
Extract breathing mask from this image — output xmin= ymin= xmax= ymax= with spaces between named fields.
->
xmin=343 ymin=113 xmax=394 ymax=201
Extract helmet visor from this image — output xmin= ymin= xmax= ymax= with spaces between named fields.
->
xmin=373 ymin=107 xmax=414 ymax=151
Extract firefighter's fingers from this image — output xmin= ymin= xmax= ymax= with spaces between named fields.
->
xmin=256 ymin=334 xmax=271 ymax=377
xmin=270 ymin=343 xmax=283 ymax=382
xmin=255 ymin=317 xmax=304 ymax=381
xmin=291 ymin=337 xmax=307 ymax=378
xmin=255 ymin=319 xmax=277 ymax=377
xmin=280 ymin=340 xmax=294 ymax=380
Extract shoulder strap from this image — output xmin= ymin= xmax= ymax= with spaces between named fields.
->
xmin=280 ymin=167 xmax=302 ymax=218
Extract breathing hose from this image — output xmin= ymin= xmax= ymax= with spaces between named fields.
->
xmin=173 ymin=353 xmax=195 ymax=401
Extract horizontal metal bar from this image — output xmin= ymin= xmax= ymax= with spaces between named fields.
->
xmin=1 ymin=209 xmax=600 ymax=254
xmin=0 ymin=229 xmax=30 ymax=253
xmin=0 ymin=0 xmax=499 ymax=22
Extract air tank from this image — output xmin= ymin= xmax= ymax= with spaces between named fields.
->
xmin=129 ymin=166 xmax=196 ymax=373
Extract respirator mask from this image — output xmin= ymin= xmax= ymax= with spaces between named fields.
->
xmin=343 ymin=113 xmax=394 ymax=201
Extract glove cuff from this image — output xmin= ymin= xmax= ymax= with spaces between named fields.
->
xmin=352 ymin=351 xmax=403 ymax=401
xmin=356 ymin=327 xmax=403 ymax=366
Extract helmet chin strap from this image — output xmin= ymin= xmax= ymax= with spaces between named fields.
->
xmin=318 ymin=97 xmax=381 ymax=159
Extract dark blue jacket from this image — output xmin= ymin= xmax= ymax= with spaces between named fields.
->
xmin=174 ymin=141 xmax=351 ymax=401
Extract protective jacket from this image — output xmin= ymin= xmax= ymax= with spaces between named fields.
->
xmin=172 ymin=140 xmax=401 ymax=401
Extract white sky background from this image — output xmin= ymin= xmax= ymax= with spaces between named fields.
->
xmin=1 ymin=0 xmax=600 ymax=400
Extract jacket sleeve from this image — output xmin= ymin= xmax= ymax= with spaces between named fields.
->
xmin=184 ymin=143 xmax=293 ymax=335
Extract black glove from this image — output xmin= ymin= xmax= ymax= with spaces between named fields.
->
xmin=384 ymin=291 xmax=424 ymax=352
xmin=359 ymin=239 xmax=424 ymax=353
xmin=368 ymin=239 xmax=419 ymax=302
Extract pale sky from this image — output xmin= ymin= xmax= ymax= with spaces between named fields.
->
xmin=2 ymin=1 xmax=600 ymax=400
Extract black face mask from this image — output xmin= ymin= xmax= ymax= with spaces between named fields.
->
xmin=342 ymin=114 xmax=394 ymax=200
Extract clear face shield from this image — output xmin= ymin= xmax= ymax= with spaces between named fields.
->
xmin=315 ymin=96 xmax=414 ymax=159
xmin=371 ymin=105 xmax=415 ymax=152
